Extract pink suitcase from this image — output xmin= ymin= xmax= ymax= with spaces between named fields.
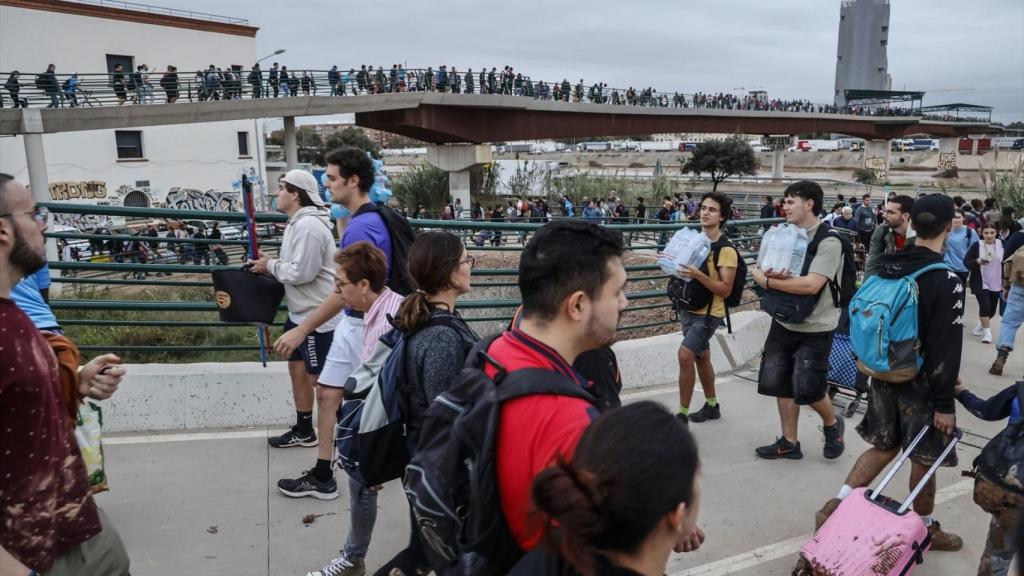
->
xmin=799 ymin=426 xmax=961 ymax=576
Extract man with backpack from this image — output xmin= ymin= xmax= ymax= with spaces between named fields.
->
xmin=673 ymin=192 xmax=741 ymax=423
xmin=753 ymin=180 xmax=854 ymax=461
xmin=272 ymin=148 xmax=413 ymax=499
xmin=863 ymin=194 xmax=915 ymax=279
xmin=405 ymin=220 xmax=704 ymax=574
xmin=955 ymin=379 xmax=1023 ymax=575
xmin=815 ymin=193 xmax=964 ymax=551
xmin=990 ymin=228 xmax=1024 ymax=375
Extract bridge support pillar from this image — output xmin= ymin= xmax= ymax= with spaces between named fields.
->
xmin=21 ymin=109 xmax=61 ymax=295
xmin=862 ymin=139 xmax=891 ymax=183
xmin=937 ymin=138 xmax=958 ymax=175
xmin=426 ymin=144 xmax=494 ymax=217
xmin=772 ymin=149 xmax=785 ymax=179
xmin=283 ymin=116 xmax=298 ymax=170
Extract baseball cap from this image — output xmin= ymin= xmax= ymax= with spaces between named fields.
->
xmin=911 ymin=193 xmax=954 ymax=229
xmin=282 ymin=169 xmax=324 ymax=207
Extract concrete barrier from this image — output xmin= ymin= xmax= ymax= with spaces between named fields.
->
xmin=101 ymin=310 xmax=771 ymax=432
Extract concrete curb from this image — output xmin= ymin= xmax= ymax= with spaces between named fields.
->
xmin=100 ymin=310 xmax=771 ymax=432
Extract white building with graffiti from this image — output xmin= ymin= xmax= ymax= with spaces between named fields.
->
xmin=0 ymin=0 xmax=267 ymax=225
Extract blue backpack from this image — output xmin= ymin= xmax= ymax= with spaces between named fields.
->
xmin=335 ymin=315 xmax=461 ymax=486
xmin=848 ymin=262 xmax=950 ymax=382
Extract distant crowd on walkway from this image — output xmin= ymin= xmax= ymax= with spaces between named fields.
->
xmin=2 ymin=62 xmax=928 ymax=118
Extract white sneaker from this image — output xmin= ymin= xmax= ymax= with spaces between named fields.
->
xmin=982 ymin=329 xmax=994 ymax=343
xmin=972 ymin=324 xmax=984 ymax=337
xmin=307 ymin=554 xmax=365 ymax=576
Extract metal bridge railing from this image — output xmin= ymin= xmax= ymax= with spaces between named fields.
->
xmin=42 ymin=202 xmax=782 ymax=359
xmin=0 ymin=67 xmax=930 ymax=120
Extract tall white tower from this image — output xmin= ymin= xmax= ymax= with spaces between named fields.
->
xmin=834 ymin=0 xmax=892 ymax=107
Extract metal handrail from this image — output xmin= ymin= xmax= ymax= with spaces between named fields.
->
xmin=43 ymin=202 xmax=777 ymax=358
xmin=0 ymin=67 xmax=940 ymax=120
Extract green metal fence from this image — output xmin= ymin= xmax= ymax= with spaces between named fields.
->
xmin=42 ymin=202 xmax=780 ymax=358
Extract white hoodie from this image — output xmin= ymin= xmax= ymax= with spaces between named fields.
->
xmin=268 ymin=206 xmax=339 ymax=331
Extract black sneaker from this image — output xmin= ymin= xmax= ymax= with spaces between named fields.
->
xmin=822 ymin=414 xmax=845 ymax=460
xmin=268 ymin=426 xmax=317 ymax=448
xmin=754 ymin=437 xmax=803 ymax=460
xmin=675 ymin=412 xmax=689 ymax=427
xmin=278 ymin=469 xmax=339 ymax=500
xmin=687 ymin=403 xmax=721 ymax=423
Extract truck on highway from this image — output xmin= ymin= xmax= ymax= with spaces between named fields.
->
xmin=640 ymin=141 xmax=673 ymax=152
xmin=959 ymin=137 xmax=992 ymax=154
xmin=581 ymin=141 xmax=611 ymax=152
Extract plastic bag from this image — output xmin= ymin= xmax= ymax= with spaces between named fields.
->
xmin=756 ymin=224 xmax=809 ymax=274
xmin=658 ymin=228 xmax=711 ymax=280
xmin=75 ymin=401 xmax=108 ymax=494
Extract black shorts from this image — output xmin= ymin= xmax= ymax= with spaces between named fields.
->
xmin=283 ymin=318 xmax=333 ymax=375
xmin=757 ymin=321 xmax=833 ymax=405
xmin=856 ymin=379 xmax=958 ymax=467
xmin=977 ymin=290 xmax=1001 ymax=318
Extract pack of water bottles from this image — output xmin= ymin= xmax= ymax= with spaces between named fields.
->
xmin=757 ymin=223 xmax=809 ymax=274
xmin=658 ymin=228 xmax=712 ymax=280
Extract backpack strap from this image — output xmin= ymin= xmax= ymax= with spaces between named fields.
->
xmin=495 ymin=368 xmax=596 ymax=405
xmin=905 ymin=262 xmax=952 ymax=282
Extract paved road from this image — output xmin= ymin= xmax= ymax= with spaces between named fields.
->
xmin=99 ymin=298 xmax=1012 ymax=576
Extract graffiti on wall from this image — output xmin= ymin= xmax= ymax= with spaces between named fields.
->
xmin=164 ymin=188 xmax=240 ymax=212
xmin=54 ymin=212 xmax=102 ymax=229
xmin=937 ymin=153 xmax=957 ymax=172
xmin=49 ymin=180 xmax=107 ymax=201
xmin=864 ymin=157 xmax=888 ymax=183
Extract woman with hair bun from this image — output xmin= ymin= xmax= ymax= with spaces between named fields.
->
xmin=529 ymin=401 xmax=702 ymax=576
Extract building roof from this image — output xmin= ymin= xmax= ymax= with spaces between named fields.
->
xmin=920 ymin=103 xmax=993 ymax=113
xmin=0 ymin=0 xmax=258 ymax=37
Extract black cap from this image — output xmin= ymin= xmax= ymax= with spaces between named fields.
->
xmin=911 ymin=193 xmax=955 ymax=229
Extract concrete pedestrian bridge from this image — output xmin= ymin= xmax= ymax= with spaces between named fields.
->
xmin=0 ymin=91 xmax=994 ymax=142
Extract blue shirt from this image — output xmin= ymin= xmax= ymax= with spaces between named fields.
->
xmin=944 ymin=227 xmax=978 ymax=272
xmin=11 ymin=266 xmax=59 ymax=330
xmin=341 ymin=207 xmax=393 ymax=278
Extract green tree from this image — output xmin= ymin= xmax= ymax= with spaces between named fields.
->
xmin=268 ymin=127 xmax=323 ymax=164
xmin=680 ymin=136 xmax=757 ymax=191
xmin=391 ymin=165 xmax=449 ymax=213
xmin=324 ymin=126 xmax=381 ymax=158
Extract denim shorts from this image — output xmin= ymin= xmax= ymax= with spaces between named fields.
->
xmin=680 ymin=311 xmax=723 ymax=357
xmin=757 ymin=321 xmax=833 ymax=405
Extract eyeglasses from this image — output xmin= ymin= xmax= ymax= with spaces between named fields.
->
xmin=0 ymin=205 xmax=48 ymax=223
xmin=334 ymin=279 xmax=353 ymax=289
xmin=460 ymin=255 xmax=476 ymax=269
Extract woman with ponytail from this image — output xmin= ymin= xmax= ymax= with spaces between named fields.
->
xmin=528 ymin=402 xmax=702 ymax=576
xmin=375 ymin=231 xmax=479 ymax=576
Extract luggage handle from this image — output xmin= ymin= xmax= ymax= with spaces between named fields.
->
xmin=870 ymin=425 xmax=962 ymax=514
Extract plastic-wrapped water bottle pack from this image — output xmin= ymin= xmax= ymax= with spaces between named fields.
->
xmin=658 ymin=228 xmax=712 ymax=281
xmin=756 ymin=223 xmax=809 ymax=274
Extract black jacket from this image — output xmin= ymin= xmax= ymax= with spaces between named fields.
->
xmin=876 ymin=246 xmax=964 ymax=413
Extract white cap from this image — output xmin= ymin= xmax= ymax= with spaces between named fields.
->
xmin=282 ymin=169 xmax=324 ymax=207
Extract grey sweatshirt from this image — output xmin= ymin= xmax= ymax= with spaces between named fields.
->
xmin=268 ymin=206 xmax=338 ymax=331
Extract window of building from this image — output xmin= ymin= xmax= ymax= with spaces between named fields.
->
xmin=115 ymin=130 xmax=144 ymax=159
xmin=135 ymin=180 xmax=150 ymax=188
xmin=880 ymin=40 xmax=887 ymax=46
xmin=881 ymin=26 xmax=889 ymax=33
xmin=237 ymin=132 xmax=250 ymax=157
xmin=105 ymin=54 xmax=134 ymax=87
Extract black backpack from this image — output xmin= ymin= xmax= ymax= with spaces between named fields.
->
xmin=404 ymin=335 xmax=597 ymax=576
xmin=666 ymin=238 xmax=747 ymax=332
xmin=760 ymin=223 xmax=857 ymax=324
xmin=974 ymin=381 xmax=1024 ymax=496
xmin=353 ymin=203 xmax=417 ymax=296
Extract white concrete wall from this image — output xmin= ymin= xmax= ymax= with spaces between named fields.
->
xmin=99 ymin=311 xmax=771 ymax=432
xmin=0 ymin=5 xmax=266 ymax=208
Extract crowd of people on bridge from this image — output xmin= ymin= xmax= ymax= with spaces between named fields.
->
xmin=3 ymin=155 xmax=1024 ymax=576
xmin=1 ymin=62 xmax=940 ymax=119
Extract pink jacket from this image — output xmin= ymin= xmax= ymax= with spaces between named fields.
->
xmin=360 ymin=287 xmax=404 ymax=361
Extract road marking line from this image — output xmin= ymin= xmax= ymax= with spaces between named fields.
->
xmin=105 ymin=429 xmax=270 ymax=444
xmin=669 ymin=478 xmax=975 ymax=576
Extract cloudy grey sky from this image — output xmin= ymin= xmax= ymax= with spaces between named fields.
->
xmin=172 ymin=0 xmax=1022 ymax=122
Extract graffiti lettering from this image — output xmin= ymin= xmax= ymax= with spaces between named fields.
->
xmin=864 ymin=157 xmax=888 ymax=183
xmin=49 ymin=180 xmax=107 ymax=201
xmin=937 ymin=153 xmax=957 ymax=172
xmin=54 ymin=212 xmax=101 ymax=230
xmin=164 ymin=188 xmax=240 ymax=212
